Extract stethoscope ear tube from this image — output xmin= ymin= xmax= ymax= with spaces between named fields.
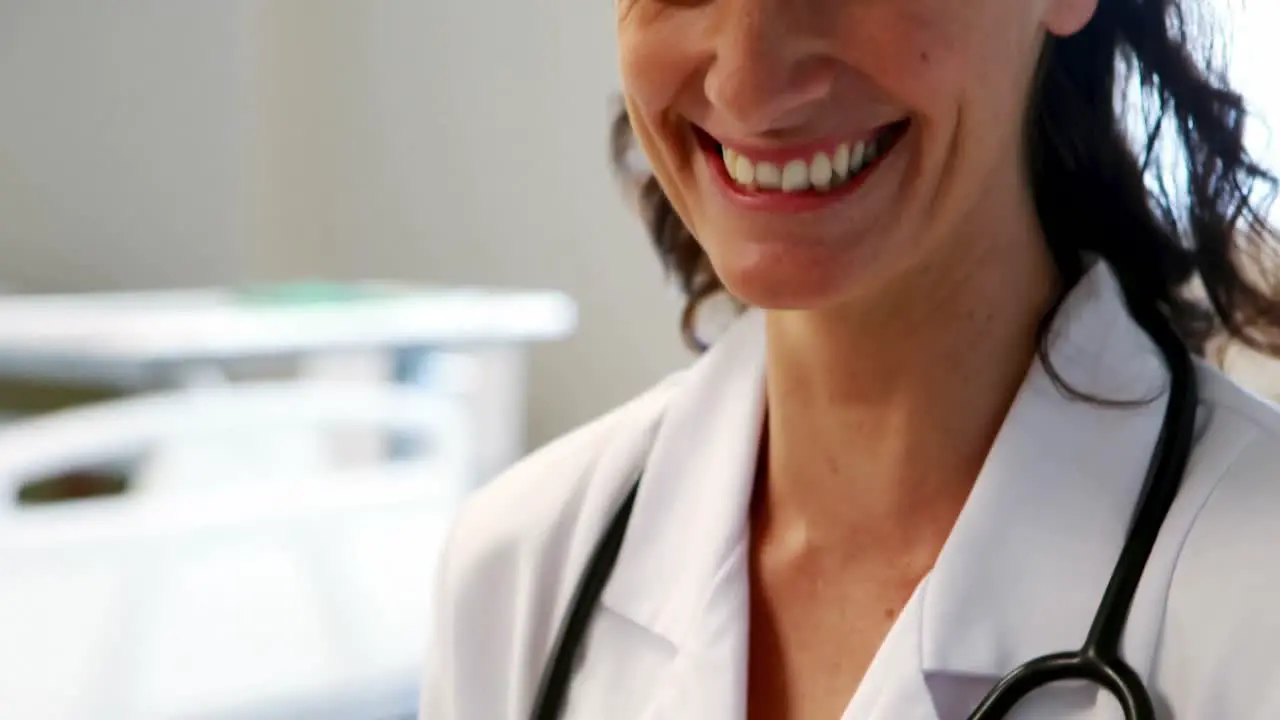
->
xmin=966 ymin=303 xmax=1198 ymax=720
xmin=530 ymin=482 xmax=641 ymax=719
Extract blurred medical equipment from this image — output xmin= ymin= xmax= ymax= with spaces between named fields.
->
xmin=0 ymin=283 xmax=577 ymax=482
xmin=0 ymin=381 xmax=473 ymax=719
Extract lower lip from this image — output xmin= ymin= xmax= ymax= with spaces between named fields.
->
xmin=701 ymin=129 xmax=904 ymax=214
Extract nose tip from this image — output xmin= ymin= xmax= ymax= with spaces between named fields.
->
xmin=702 ymin=11 xmax=835 ymax=136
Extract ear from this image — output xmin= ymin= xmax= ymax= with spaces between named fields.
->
xmin=1043 ymin=0 xmax=1099 ymax=37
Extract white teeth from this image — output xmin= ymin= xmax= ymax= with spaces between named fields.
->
xmin=781 ymin=159 xmax=810 ymax=192
xmin=722 ymin=147 xmax=739 ymax=184
xmin=833 ymin=143 xmax=851 ymax=180
xmin=851 ymin=142 xmax=867 ymax=173
xmin=719 ymin=131 xmax=896 ymax=193
xmin=755 ymin=161 xmax=782 ymax=189
xmin=809 ymin=152 xmax=833 ymax=190
xmin=734 ymin=154 xmax=755 ymax=185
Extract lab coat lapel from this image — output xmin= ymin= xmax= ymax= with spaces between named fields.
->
xmin=918 ymin=264 xmax=1174 ymax=716
xmin=577 ymin=263 xmax=1190 ymax=719
xmin=637 ymin=548 xmax=752 ymax=720
xmin=844 ymin=577 xmax=946 ymax=720
xmin=594 ymin=310 xmax=766 ymax=719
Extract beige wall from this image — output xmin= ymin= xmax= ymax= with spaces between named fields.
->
xmin=0 ymin=1 xmax=690 ymax=447
xmin=0 ymin=1 xmax=256 ymax=291
xmin=248 ymin=0 xmax=692 ymax=446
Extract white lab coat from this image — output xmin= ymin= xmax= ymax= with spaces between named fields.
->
xmin=421 ymin=262 xmax=1280 ymax=719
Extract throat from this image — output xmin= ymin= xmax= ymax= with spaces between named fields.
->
xmin=753 ymin=212 xmax=1058 ymax=544
xmin=757 ymin=297 xmax=1046 ymax=544
xmin=746 ymin=505 xmax=934 ymax=720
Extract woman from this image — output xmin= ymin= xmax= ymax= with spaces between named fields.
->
xmin=423 ymin=0 xmax=1280 ymax=716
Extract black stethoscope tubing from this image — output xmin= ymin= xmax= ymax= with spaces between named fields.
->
xmin=531 ymin=305 xmax=1197 ymax=720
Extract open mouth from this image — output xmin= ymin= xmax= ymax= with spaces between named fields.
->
xmin=695 ymin=119 xmax=911 ymax=197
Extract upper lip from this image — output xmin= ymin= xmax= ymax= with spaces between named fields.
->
xmin=702 ymin=120 xmax=907 ymax=164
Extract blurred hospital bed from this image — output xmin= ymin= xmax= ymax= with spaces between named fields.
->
xmin=0 ymin=281 xmax=578 ymax=718
xmin=0 ymin=382 xmax=471 ymax=719
xmin=0 ymin=282 xmax=577 ymax=484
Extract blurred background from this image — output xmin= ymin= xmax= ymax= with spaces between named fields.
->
xmin=0 ymin=1 xmax=1275 ymax=718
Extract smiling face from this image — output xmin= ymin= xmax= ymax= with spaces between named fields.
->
xmin=617 ymin=0 xmax=1098 ymax=312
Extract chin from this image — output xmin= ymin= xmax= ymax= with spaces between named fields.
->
xmin=713 ymin=246 xmax=874 ymax=311
xmin=697 ymin=208 xmax=904 ymax=307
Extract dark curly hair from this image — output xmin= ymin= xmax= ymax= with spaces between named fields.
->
xmin=610 ymin=0 xmax=1280 ymax=364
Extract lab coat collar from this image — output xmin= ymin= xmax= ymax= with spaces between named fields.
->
xmin=599 ymin=261 xmax=1172 ymax=708
xmin=600 ymin=308 xmax=766 ymax=647
xmin=918 ymin=263 xmax=1170 ymax=694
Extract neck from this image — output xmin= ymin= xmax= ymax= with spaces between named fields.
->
xmin=757 ymin=214 xmax=1059 ymax=550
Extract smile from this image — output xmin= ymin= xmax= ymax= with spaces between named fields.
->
xmin=696 ymin=120 xmax=910 ymax=209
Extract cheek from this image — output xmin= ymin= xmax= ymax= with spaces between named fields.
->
xmin=850 ymin=1 xmax=1043 ymax=191
xmin=616 ymin=8 xmax=712 ymax=226
xmin=616 ymin=9 xmax=705 ymax=133
xmin=843 ymin=5 xmax=973 ymax=115
xmin=846 ymin=0 xmax=1039 ymax=115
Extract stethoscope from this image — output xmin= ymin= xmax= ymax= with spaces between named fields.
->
xmin=530 ymin=301 xmax=1198 ymax=720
